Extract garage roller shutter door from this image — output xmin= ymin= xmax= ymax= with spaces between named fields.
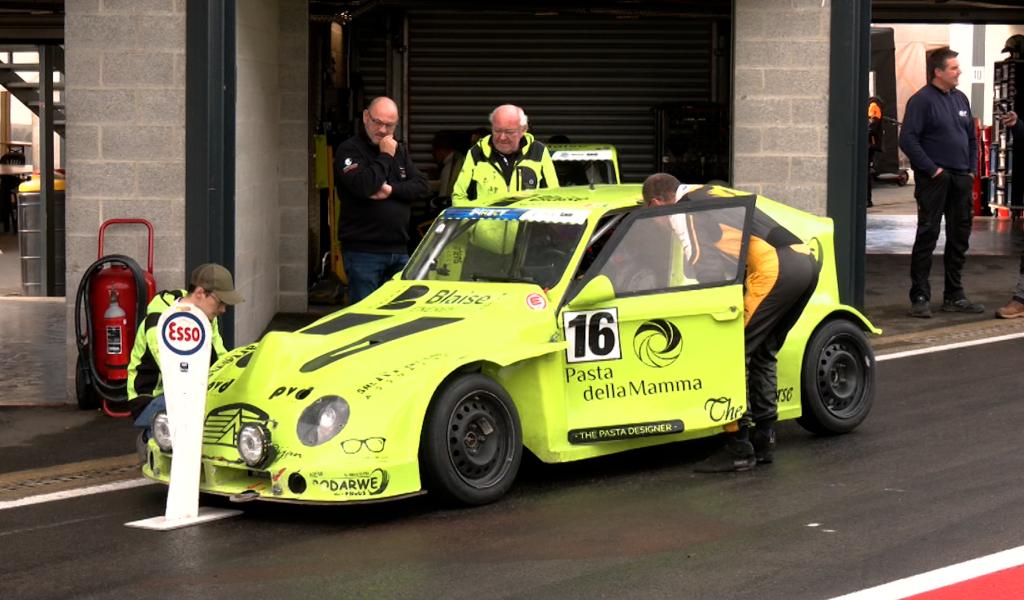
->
xmin=405 ymin=11 xmax=714 ymax=183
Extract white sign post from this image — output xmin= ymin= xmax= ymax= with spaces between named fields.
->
xmin=126 ymin=302 xmax=241 ymax=530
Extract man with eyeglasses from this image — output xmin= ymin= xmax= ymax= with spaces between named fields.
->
xmin=451 ymin=104 xmax=559 ymax=206
xmin=127 ymin=263 xmax=244 ymax=459
xmin=335 ymin=96 xmax=428 ymax=304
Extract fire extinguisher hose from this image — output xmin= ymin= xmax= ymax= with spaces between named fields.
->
xmin=74 ymin=255 xmax=149 ymax=417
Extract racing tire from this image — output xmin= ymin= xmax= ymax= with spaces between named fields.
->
xmin=420 ymin=374 xmax=523 ymax=506
xmin=75 ymin=351 xmax=100 ymax=410
xmin=797 ymin=319 xmax=874 ymax=436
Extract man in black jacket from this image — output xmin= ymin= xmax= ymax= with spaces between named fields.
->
xmin=899 ymin=48 xmax=982 ymax=318
xmin=335 ymin=96 xmax=428 ymax=304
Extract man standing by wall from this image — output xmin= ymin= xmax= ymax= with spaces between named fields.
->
xmin=335 ymin=96 xmax=428 ymax=305
xmin=451 ymin=104 xmax=559 ymax=205
xmin=899 ymin=48 xmax=982 ymax=319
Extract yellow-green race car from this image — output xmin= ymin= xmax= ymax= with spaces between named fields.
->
xmin=141 ymin=183 xmax=878 ymax=506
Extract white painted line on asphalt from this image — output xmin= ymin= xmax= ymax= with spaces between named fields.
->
xmin=830 ymin=544 xmax=1024 ymax=599
xmin=0 ymin=478 xmax=156 ymax=511
xmin=877 ymin=331 xmax=1024 ymax=362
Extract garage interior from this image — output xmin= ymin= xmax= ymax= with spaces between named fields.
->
xmin=305 ymin=1 xmax=733 ymax=295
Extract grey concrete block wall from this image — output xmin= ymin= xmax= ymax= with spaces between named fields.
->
xmin=732 ymin=0 xmax=830 ymax=215
xmin=277 ymin=0 xmax=309 ymax=316
xmin=64 ymin=0 xmax=186 ymax=402
xmin=235 ymin=0 xmax=283 ymax=346
xmin=233 ymin=0 xmax=309 ymax=346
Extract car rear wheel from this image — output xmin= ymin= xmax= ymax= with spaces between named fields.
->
xmin=420 ymin=374 xmax=522 ymax=505
xmin=797 ymin=319 xmax=875 ymax=435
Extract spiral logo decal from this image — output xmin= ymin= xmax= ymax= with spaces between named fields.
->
xmin=632 ymin=319 xmax=682 ymax=368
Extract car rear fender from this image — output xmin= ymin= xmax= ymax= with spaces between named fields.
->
xmin=816 ymin=306 xmax=880 ymax=336
xmin=775 ymin=304 xmax=879 ymax=423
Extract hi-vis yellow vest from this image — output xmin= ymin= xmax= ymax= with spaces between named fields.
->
xmin=451 ymin=133 xmax=559 ymax=206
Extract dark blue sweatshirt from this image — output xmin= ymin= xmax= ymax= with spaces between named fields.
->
xmin=899 ymin=83 xmax=977 ymax=176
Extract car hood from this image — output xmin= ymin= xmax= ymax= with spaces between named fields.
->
xmin=202 ymin=280 xmax=561 ymax=433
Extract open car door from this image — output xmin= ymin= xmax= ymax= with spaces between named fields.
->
xmin=558 ymin=197 xmax=755 ymax=446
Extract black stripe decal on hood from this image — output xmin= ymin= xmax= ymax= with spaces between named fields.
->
xmin=300 ymin=313 xmax=389 ymax=336
xmin=300 ymin=317 xmax=462 ymax=373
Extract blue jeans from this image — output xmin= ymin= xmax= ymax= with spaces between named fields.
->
xmin=343 ymin=251 xmax=408 ymax=305
xmin=133 ymin=394 xmax=166 ymax=441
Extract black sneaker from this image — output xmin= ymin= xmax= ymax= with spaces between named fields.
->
xmin=909 ymin=297 xmax=931 ymax=318
xmin=694 ymin=438 xmax=756 ymax=473
xmin=752 ymin=426 xmax=776 ymax=464
xmin=942 ymin=298 xmax=985 ymax=313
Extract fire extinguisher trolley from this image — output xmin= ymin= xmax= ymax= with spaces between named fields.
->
xmin=74 ymin=219 xmax=157 ymax=416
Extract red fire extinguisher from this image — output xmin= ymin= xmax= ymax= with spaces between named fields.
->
xmin=74 ymin=219 xmax=157 ymax=416
xmin=103 ymin=289 xmax=130 ymax=380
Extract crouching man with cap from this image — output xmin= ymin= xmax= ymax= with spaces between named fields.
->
xmin=127 ymin=263 xmax=245 ymax=455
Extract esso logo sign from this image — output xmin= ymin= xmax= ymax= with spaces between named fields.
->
xmin=526 ymin=293 xmax=547 ymax=311
xmin=161 ymin=312 xmax=206 ymax=355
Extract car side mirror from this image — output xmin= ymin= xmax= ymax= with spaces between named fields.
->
xmin=568 ymin=275 xmax=615 ymax=308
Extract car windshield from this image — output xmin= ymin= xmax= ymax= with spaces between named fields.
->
xmin=550 ymin=148 xmax=618 ymax=186
xmin=404 ymin=207 xmax=588 ymax=289
xmin=553 ymin=159 xmax=616 ymax=186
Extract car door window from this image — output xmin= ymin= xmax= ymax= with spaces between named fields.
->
xmin=590 ymin=201 xmax=752 ymax=297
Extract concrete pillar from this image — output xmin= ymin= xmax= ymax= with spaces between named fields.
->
xmin=64 ymin=0 xmax=187 ymax=401
xmin=733 ymin=0 xmax=831 ymax=214
xmin=233 ymin=0 xmax=308 ymax=345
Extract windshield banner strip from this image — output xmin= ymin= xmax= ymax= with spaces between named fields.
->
xmin=444 ymin=207 xmax=588 ymax=225
xmin=551 ymin=150 xmax=614 ymax=160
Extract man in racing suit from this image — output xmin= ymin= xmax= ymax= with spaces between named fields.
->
xmin=451 ymin=104 xmax=559 ymax=205
xmin=127 ymin=263 xmax=243 ymax=454
xmin=642 ymin=173 xmax=819 ymax=472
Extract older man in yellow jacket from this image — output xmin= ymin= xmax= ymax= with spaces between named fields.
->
xmin=452 ymin=104 xmax=559 ymax=205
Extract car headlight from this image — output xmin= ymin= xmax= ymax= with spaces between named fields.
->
xmin=296 ymin=395 xmax=350 ymax=447
xmin=152 ymin=412 xmax=173 ymax=452
xmin=238 ymin=423 xmax=272 ymax=468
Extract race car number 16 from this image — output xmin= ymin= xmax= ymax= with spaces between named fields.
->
xmin=563 ymin=308 xmax=621 ymax=363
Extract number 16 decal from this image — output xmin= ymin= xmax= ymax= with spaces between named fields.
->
xmin=563 ymin=308 xmax=621 ymax=363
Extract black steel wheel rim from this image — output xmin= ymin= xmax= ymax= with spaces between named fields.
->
xmin=816 ymin=333 xmax=867 ymax=417
xmin=446 ymin=390 xmax=514 ymax=489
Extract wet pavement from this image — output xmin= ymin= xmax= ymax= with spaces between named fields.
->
xmin=0 ymin=298 xmax=67 ymax=407
xmin=5 ymin=339 xmax=1024 ymax=600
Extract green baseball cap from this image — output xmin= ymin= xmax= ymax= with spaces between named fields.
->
xmin=190 ymin=263 xmax=244 ymax=305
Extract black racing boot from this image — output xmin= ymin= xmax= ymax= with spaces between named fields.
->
xmin=751 ymin=424 xmax=777 ymax=465
xmin=694 ymin=430 xmax=756 ymax=473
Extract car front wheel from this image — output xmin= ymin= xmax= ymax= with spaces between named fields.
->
xmin=797 ymin=319 xmax=875 ymax=435
xmin=420 ymin=374 xmax=523 ymax=505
